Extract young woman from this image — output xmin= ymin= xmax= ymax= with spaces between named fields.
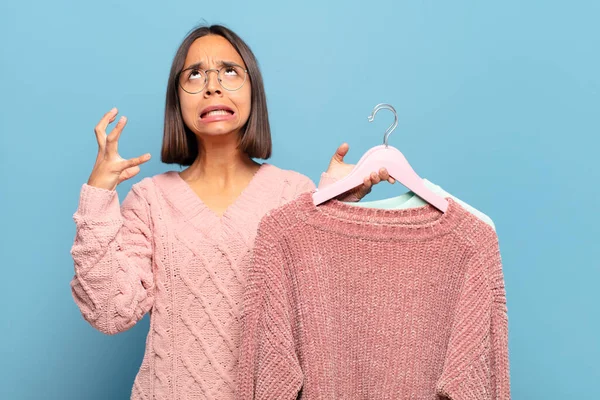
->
xmin=70 ymin=24 xmax=393 ymax=399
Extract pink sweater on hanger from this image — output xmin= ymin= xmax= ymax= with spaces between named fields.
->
xmin=69 ymin=163 xmax=316 ymax=400
xmin=237 ymin=192 xmax=510 ymax=400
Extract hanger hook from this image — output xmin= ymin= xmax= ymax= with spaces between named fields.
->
xmin=367 ymin=103 xmax=398 ymax=147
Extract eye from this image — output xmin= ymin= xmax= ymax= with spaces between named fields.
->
xmin=187 ymin=69 xmax=203 ymax=80
xmin=223 ymin=66 xmax=239 ymax=76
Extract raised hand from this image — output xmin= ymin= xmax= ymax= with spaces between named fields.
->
xmin=325 ymin=143 xmax=395 ymax=202
xmin=87 ymin=108 xmax=151 ymax=191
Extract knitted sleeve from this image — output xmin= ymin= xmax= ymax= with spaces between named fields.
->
xmin=69 ymin=182 xmax=155 ymax=335
xmin=279 ymin=172 xmax=315 ymax=205
xmin=284 ymin=170 xmax=346 ymax=201
xmin=296 ymin=174 xmax=316 ymax=195
xmin=436 ymin=233 xmax=510 ymax=400
xmin=236 ymin=219 xmax=303 ymax=399
xmin=317 ymin=171 xmax=336 ymax=188
xmin=316 ymin=171 xmax=361 ymax=202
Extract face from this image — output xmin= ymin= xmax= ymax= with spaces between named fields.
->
xmin=178 ymin=35 xmax=252 ymax=139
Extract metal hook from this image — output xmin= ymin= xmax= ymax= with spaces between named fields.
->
xmin=367 ymin=103 xmax=398 ymax=147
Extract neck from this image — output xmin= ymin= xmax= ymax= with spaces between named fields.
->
xmin=181 ymin=133 xmax=260 ymax=184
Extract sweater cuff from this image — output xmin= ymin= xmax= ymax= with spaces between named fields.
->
xmin=316 ymin=172 xmax=362 ymax=202
xmin=76 ymin=183 xmax=120 ymax=218
xmin=317 ymin=172 xmax=337 ymax=189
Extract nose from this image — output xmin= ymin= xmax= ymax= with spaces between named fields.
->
xmin=204 ymin=69 xmax=221 ymax=96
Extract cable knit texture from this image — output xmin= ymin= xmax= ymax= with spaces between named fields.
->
xmin=69 ymin=163 xmax=316 ymax=400
xmin=237 ymin=192 xmax=510 ymax=400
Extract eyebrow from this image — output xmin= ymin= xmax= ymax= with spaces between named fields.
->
xmin=183 ymin=60 xmax=241 ymax=70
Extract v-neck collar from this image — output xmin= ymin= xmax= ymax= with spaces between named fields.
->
xmin=158 ymin=163 xmax=272 ymax=230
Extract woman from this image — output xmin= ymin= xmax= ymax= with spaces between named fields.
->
xmin=70 ymin=24 xmax=393 ymax=399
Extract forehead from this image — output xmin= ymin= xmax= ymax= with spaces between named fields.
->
xmin=184 ymin=35 xmax=245 ymax=67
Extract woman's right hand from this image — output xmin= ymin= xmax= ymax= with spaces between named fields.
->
xmin=87 ymin=108 xmax=151 ymax=191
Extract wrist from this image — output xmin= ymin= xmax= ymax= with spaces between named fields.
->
xmin=87 ymin=176 xmax=117 ymax=191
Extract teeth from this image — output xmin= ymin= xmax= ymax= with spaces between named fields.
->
xmin=204 ymin=109 xmax=231 ymax=117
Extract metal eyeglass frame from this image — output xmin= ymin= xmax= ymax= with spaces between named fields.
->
xmin=177 ymin=64 xmax=249 ymax=93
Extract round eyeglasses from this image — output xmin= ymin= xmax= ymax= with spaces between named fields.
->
xmin=178 ymin=64 xmax=248 ymax=93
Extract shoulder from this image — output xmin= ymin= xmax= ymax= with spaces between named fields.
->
xmin=128 ymin=171 xmax=179 ymax=202
xmin=263 ymin=163 xmax=312 ymax=185
xmin=256 ymin=191 xmax=313 ymax=239
xmin=450 ymin=205 xmax=504 ymax=294
xmin=451 ymin=202 xmax=500 ymax=256
xmin=262 ymin=163 xmax=316 ymax=206
xmin=452 ymin=197 xmax=496 ymax=230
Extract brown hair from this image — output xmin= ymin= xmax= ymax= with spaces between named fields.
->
xmin=161 ymin=24 xmax=271 ymax=166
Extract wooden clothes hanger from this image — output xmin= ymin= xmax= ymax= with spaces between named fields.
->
xmin=312 ymin=103 xmax=449 ymax=212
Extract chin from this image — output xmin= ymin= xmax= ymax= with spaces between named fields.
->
xmin=196 ymin=126 xmax=241 ymax=138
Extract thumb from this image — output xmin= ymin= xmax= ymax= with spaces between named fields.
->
xmin=331 ymin=143 xmax=349 ymax=164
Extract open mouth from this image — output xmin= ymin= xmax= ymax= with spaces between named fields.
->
xmin=200 ymin=109 xmax=235 ymax=119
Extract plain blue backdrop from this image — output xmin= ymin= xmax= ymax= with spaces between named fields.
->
xmin=1 ymin=0 xmax=598 ymax=399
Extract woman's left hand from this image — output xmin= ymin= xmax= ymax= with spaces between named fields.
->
xmin=325 ymin=143 xmax=395 ymax=202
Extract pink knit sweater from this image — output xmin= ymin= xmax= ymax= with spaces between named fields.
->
xmin=237 ymin=192 xmax=510 ymax=399
xmin=69 ymin=163 xmax=315 ymax=400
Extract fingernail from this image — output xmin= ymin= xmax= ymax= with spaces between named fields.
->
xmin=111 ymin=107 xmax=117 ymax=113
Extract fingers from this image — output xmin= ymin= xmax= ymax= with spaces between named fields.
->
xmin=351 ymin=168 xmax=397 ymax=201
xmin=119 ymin=165 xmax=141 ymax=183
xmin=116 ymin=154 xmax=151 ymax=183
xmin=105 ymin=116 xmax=127 ymax=155
xmin=356 ymin=176 xmax=373 ymax=199
xmin=121 ymin=153 xmax=151 ymax=171
xmin=370 ymin=171 xmax=381 ymax=185
xmin=331 ymin=143 xmax=349 ymax=164
xmin=94 ymin=108 xmax=118 ymax=149
xmin=378 ymin=167 xmax=395 ymax=184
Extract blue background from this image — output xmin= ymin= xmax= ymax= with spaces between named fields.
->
xmin=1 ymin=0 xmax=598 ymax=399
